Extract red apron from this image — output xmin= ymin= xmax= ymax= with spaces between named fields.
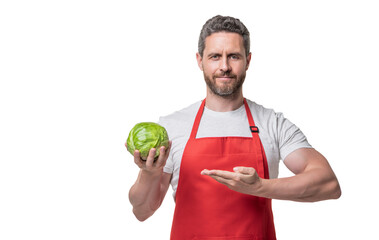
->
xmin=170 ymin=98 xmax=276 ymax=240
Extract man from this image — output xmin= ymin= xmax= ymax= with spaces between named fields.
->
xmin=127 ymin=15 xmax=341 ymax=239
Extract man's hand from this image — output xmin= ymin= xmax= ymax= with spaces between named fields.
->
xmin=125 ymin=141 xmax=172 ymax=175
xmin=201 ymin=148 xmax=341 ymax=202
xmin=126 ymin=141 xmax=173 ymax=221
xmin=201 ymin=167 xmax=263 ymax=196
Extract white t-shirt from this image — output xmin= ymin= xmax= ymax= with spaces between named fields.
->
xmin=158 ymin=99 xmax=312 ymax=198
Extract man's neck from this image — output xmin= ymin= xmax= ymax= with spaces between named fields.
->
xmin=205 ymin=89 xmax=244 ymax=112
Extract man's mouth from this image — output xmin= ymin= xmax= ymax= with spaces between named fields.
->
xmin=214 ymin=76 xmax=235 ymax=81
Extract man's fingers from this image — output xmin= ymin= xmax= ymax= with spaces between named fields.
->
xmin=201 ymin=167 xmax=261 ymax=195
xmin=234 ymin=166 xmax=256 ymax=175
xmin=131 ymin=141 xmax=172 ymax=172
xmin=234 ymin=167 xmax=259 ymax=184
xmin=133 ymin=150 xmax=144 ymax=168
xmin=155 ymin=141 xmax=171 ymax=167
xmin=202 ymin=169 xmax=236 ymax=179
xmin=145 ymin=148 xmax=157 ymax=167
xmin=202 ymin=168 xmax=255 ymax=184
xmin=208 ymin=174 xmax=233 ymax=186
xmin=155 ymin=146 xmax=166 ymax=167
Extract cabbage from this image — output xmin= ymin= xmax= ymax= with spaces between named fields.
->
xmin=126 ymin=122 xmax=169 ymax=160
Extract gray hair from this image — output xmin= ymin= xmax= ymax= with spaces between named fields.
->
xmin=198 ymin=15 xmax=250 ymax=57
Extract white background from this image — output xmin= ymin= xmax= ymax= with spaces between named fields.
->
xmin=1 ymin=0 xmax=378 ymax=239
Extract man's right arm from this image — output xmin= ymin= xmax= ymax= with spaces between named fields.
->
xmin=127 ymin=143 xmax=172 ymax=222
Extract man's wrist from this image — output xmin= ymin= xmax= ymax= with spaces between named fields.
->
xmin=140 ymin=168 xmax=163 ymax=178
xmin=254 ymin=178 xmax=270 ymax=198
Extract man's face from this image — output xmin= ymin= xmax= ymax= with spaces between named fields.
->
xmin=196 ymin=32 xmax=251 ymax=98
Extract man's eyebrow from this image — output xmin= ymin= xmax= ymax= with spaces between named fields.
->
xmin=207 ymin=52 xmax=221 ymax=57
xmin=206 ymin=52 xmax=243 ymax=57
xmin=228 ymin=52 xmax=243 ymax=57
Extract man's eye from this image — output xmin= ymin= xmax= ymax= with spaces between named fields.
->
xmin=211 ymin=55 xmax=220 ymax=59
xmin=230 ymin=55 xmax=239 ymax=60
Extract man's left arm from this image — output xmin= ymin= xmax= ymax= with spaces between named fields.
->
xmin=201 ymin=148 xmax=341 ymax=202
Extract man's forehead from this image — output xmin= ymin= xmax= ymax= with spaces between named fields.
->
xmin=204 ymin=32 xmax=245 ymax=52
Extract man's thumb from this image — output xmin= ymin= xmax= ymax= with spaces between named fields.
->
xmin=233 ymin=166 xmax=255 ymax=175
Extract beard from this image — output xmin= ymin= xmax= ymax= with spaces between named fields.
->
xmin=204 ymin=71 xmax=246 ymax=98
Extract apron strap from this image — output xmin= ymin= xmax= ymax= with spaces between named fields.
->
xmin=243 ymin=98 xmax=269 ymax=179
xmin=189 ymin=99 xmax=206 ymax=139
xmin=244 ymin=98 xmax=258 ymax=134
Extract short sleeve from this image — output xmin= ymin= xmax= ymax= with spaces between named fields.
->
xmin=275 ymin=112 xmax=313 ymax=161
xmin=158 ymin=116 xmax=174 ymax=174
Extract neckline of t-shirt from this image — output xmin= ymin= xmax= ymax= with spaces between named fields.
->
xmin=203 ymin=103 xmax=246 ymax=117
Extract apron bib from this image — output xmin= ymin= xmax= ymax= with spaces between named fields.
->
xmin=170 ymin=99 xmax=276 ymax=240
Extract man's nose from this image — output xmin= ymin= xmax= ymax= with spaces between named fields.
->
xmin=219 ymin=57 xmax=231 ymax=73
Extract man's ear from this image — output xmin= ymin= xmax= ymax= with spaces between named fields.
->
xmin=196 ymin=52 xmax=203 ymax=71
xmin=246 ymin=52 xmax=252 ymax=71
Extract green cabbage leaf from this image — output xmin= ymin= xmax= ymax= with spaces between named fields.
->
xmin=126 ymin=122 xmax=169 ymax=160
